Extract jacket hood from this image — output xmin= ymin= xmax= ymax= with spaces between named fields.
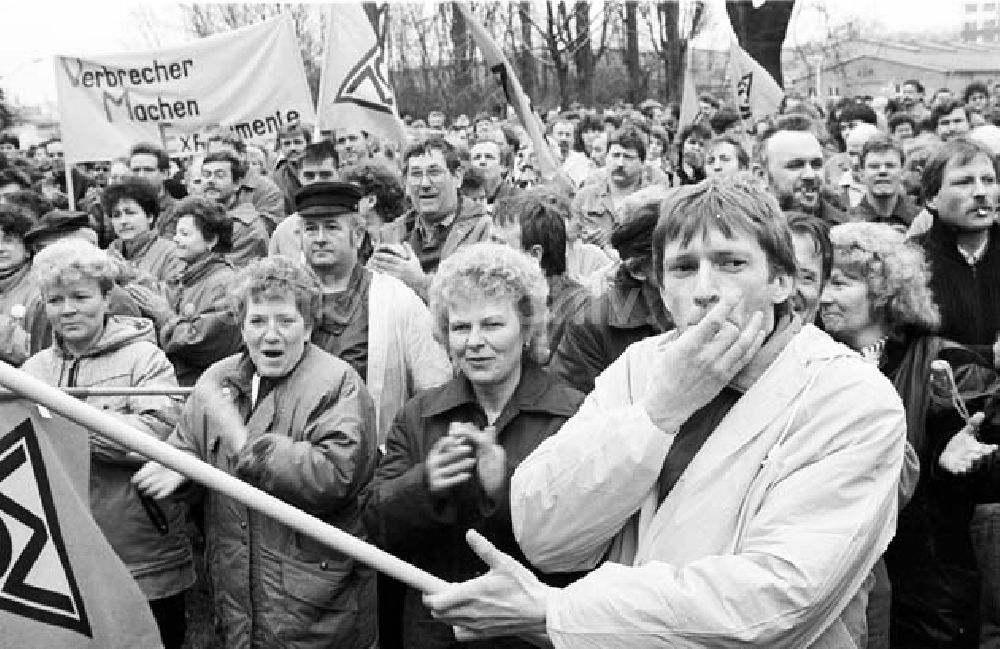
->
xmin=54 ymin=315 xmax=157 ymax=359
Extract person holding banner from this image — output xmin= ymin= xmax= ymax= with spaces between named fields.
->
xmin=134 ymin=255 xmax=378 ymax=649
xmin=21 ymin=239 xmax=194 ymax=649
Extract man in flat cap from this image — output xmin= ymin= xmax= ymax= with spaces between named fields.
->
xmin=297 ymin=182 xmax=451 ymax=445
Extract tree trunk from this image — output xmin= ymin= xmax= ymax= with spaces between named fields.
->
xmin=657 ymin=1 xmax=684 ymax=106
xmin=624 ymin=1 xmax=644 ymax=104
xmin=726 ymin=0 xmax=796 ymax=87
xmin=572 ymin=1 xmax=596 ymax=107
xmin=546 ymin=1 xmax=572 ymax=109
xmin=518 ymin=1 xmax=537 ymax=99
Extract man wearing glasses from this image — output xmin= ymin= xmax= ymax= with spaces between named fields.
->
xmin=371 ymin=138 xmax=493 ymax=300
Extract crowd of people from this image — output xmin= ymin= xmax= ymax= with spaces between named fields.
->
xmin=3 ymin=73 xmax=1000 ymax=649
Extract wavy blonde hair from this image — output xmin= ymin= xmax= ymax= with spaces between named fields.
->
xmin=32 ymin=240 xmax=120 ymax=296
xmin=829 ymin=221 xmax=940 ymax=333
xmin=429 ymin=242 xmax=549 ymax=364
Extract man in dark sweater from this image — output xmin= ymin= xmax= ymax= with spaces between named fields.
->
xmin=913 ymin=138 xmax=1000 ymax=350
xmin=912 ymin=137 xmax=1000 ymax=646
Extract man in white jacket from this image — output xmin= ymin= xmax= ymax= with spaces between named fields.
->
xmin=296 ymin=181 xmax=452 ymax=444
xmin=425 ymin=176 xmax=907 ymax=648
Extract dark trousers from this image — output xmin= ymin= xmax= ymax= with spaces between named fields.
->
xmin=149 ymin=592 xmax=187 ymax=649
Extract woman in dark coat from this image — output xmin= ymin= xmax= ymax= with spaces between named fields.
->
xmin=820 ymin=222 xmax=1000 ymax=649
xmin=367 ymin=243 xmax=585 ymax=648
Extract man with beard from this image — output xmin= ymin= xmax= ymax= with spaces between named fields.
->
xmin=199 ymin=151 xmax=269 ymax=268
xmin=373 ymin=138 xmax=493 ymax=299
xmin=755 ymin=114 xmax=848 ymax=226
xmin=271 ymin=123 xmax=310 ymax=215
xmin=851 ymin=135 xmax=919 ymax=229
xmin=912 ymin=138 xmax=1000 ymax=647
xmin=573 ymin=127 xmax=667 ymax=254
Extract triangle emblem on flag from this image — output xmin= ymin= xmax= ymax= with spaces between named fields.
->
xmin=0 ymin=419 xmax=91 ymax=637
xmin=333 ymin=43 xmax=395 ymax=115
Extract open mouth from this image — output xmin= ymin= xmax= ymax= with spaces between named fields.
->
xmin=261 ymin=350 xmax=283 ymax=359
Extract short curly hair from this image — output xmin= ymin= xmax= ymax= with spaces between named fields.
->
xmin=173 ymin=196 xmax=233 ymax=254
xmin=340 ymin=160 xmax=407 ymax=222
xmin=829 ymin=222 xmax=940 ymax=334
xmin=32 ymin=239 xmax=119 ymax=296
xmin=0 ymin=203 xmax=36 ymax=240
xmin=232 ymin=256 xmax=323 ymax=330
xmin=101 ymin=175 xmax=161 ymax=225
xmin=429 ymin=242 xmax=549 ymax=364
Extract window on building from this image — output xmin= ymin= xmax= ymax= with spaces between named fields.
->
xmin=987 ymin=2 xmax=996 ymax=10
xmin=969 ymin=3 xmax=981 ymax=11
xmin=987 ymin=18 xmax=997 ymax=26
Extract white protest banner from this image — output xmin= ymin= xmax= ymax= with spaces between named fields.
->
xmin=54 ymin=17 xmax=315 ymax=163
xmin=316 ymin=3 xmax=406 ymax=145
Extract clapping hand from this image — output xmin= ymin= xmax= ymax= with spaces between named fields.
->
xmin=939 ymin=412 xmax=998 ymax=475
xmin=449 ymin=423 xmax=507 ymax=498
xmin=125 ymin=283 xmax=173 ymax=324
xmin=369 ymin=243 xmax=428 ymax=295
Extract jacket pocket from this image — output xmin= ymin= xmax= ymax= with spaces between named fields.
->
xmin=281 ymin=555 xmax=358 ymax=611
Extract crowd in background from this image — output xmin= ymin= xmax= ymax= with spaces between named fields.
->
xmin=3 ymin=73 xmax=1000 ymax=649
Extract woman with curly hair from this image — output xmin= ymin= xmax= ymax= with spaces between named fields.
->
xmin=367 ymin=242 xmax=585 ymax=648
xmin=820 ymin=222 xmax=1000 ymax=649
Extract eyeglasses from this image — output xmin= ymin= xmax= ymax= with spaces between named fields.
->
xmin=407 ymin=167 xmax=448 ymax=183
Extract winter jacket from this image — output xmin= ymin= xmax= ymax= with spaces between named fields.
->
xmin=511 ymin=324 xmax=907 ymax=648
xmin=108 ymin=230 xmax=185 ymax=287
xmin=367 ymin=361 xmax=585 ymax=648
xmin=225 ymin=202 xmax=270 ymax=269
xmin=883 ymin=334 xmax=1000 ymax=647
xmin=0 ymin=262 xmax=35 ymax=365
xmin=22 ymin=315 xmax=194 ymax=600
xmin=160 ymin=253 xmax=243 ymax=386
xmin=166 ymin=344 xmax=378 ymax=648
xmin=550 ymin=266 xmax=671 ymax=394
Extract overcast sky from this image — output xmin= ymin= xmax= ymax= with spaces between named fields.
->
xmin=0 ymin=0 xmax=968 ymax=105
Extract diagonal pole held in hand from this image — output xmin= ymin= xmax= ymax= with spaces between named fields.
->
xmin=0 ymin=359 xmax=447 ymax=595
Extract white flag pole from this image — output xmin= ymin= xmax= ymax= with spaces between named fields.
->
xmin=314 ymin=3 xmax=334 ymax=142
xmin=0 ymin=359 xmax=448 ymax=595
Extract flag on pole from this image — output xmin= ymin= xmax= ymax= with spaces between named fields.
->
xmin=727 ymin=37 xmax=784 ymax=126
xmin=316 ymin=3 xmax=406 ymax=146
xmin=678 ymin=49 xmax=700 ymax=129
xmin=453 ymin=2 xmax=559 ymax=180
xmin=0 ymin=402 xmax=161 ymax=648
